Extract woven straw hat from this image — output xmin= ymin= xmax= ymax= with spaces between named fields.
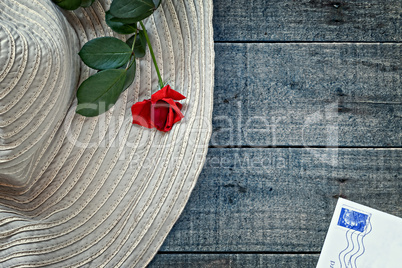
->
xmin=0 ymin=0 xmax=213 ymax=267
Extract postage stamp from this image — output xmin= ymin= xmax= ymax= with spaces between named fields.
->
xmin=337 ymin=207 xmax=369 ymax=233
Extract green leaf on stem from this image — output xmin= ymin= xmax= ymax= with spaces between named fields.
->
xmin=109 ymin=17 xmax=139 ymax=24
xmin=80 ymin=0 xmax=96 ymax=7
xmin=76 ymin=69 xmax=127 ymax=117
xmin=126 ymin=30 xmax=147 ymax=58
xmin=105 ymin=11 xmax=138 ymax=34
xmin=79 ymin=37 xmax=132 ymax=70
xmin=52 ymin=0 xmax=81 ymax=10
xmin=109 ymin=0 xmax=156 ymax=21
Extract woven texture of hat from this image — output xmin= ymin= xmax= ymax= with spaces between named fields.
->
xmin=0 ymin=0 xmax=214 ymax=267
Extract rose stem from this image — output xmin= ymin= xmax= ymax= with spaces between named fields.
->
xmin=140 ymin=21 xmax=164 ymax=89
xmin=126 ymin=30 xmax=138 ymax=70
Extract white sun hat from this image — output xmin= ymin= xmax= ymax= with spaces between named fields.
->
xmin=0 ymin=0 xmax=214 ymax=267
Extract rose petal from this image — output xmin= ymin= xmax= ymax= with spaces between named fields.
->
xmin=151 ymin=85 xmax=186 ymax=102
xmin=175 ymin=102 xmax=183 ymax=110
xmin=173 ymin=112 xmax=184 ymax=124
xmin=131 ymin=99 xmax=154 ymax=128
xmin=160 ymin=106 xmax=174 ymax=132
xmin=153 ymin=100 xmax=169 ymax=131
xmin=163 ymin=98 xmax=184 ymax=126
xmin=164 ymin=98 xmax=184 ymax=118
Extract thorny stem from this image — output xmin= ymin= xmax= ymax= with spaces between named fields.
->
xmin=140 ymin=21 xmax=164 ymax=89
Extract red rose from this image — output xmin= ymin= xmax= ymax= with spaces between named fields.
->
xmin=131 ymin=85 xmax=185 ymax=132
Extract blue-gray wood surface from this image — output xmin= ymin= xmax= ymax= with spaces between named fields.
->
xmin=149 ymin=0 xmax=401 ymax=267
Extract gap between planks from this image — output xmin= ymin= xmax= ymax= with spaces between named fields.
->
xmin=157 ymin=251 xmax=321 ymax=255
xmin=209 ymin=145 xmax=402 ymax=149
xmin=214 ymin=41 xmax=402 ymax=44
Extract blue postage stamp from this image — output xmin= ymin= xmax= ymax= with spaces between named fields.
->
xmin=337 ymin=207 xmax=369 ymax=232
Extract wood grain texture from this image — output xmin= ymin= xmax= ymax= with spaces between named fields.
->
xmin=153 ymin=0 xmax=402 ymax=266
xmin=160 ymin=148 xmax=402 ymax=251
xmin=212 ymin=43 xmax=401 ymax=147
xmin=213 ymin=0 xmax=402 ymax=42
xmin=148 ymin=253 xmax=320 ymax=267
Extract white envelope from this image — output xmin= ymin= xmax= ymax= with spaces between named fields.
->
xmin=316 ymin=198 xmax=402 ymax=268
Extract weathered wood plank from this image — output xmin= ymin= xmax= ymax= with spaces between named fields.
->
xmin=160 ymin=148 xmax=402 ymax=251
xmin=213 ymin=0 xmax=401 ymax=42
xmin=212 ymin=43 xmax=401 ymax=147
xmin=148 ymin=253 xmax=320 ymax=267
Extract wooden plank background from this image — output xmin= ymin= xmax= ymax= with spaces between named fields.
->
xmin=212 ymin=43 xmax=401 ymax=147
xmin=213 ymin=0 xmax=401 ymax=42
xmin=149 ymin=0 xmax=401 ymax=267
